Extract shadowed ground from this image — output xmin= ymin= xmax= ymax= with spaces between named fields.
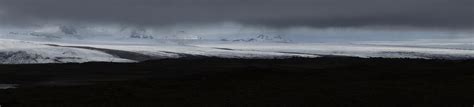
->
xmin=0 ymin=57 xmax=473 ymax=106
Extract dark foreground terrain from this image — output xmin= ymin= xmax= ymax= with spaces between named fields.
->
xmin=0 ymin=57 xmax=473 ymax=107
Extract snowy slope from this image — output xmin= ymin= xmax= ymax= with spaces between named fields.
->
xmin=193 ymin=42 xmax=474 ymax=59
xmin=0 ymin=24 xmax=473 ymax=64
xmin=34 ymin=42 xmax=319 ymax=59
xmin=33 ymin=39 xmax=474 ymax=60
xmin=2 ymin=37 xmax=474 ymax=64
xmin=0 ymin=39 xmax=133 ymax=64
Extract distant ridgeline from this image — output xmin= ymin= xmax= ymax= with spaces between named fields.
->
xmin=2 ymin=25 xmax=292 ymax=43
xmin=220 ymin=34 xmax=290 ymax=43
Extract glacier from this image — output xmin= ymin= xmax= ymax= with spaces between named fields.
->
xmin=0 ymin=24 xmax=473 ymax=64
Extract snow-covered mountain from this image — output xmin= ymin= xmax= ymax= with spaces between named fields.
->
xmin=1 ymin=37 xmax=473 ymax=64
xmin=0 ymin=24 xmax=295 ymax=43
xmin=0 ymin=24 xmax=473 ymax=64
xmin=220 ymin=34 xmax=290 ymax=43
xmin=0 ymin=39 xmax=133 ymax=64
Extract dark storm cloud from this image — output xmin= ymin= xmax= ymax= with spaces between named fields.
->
xmin=0 ymin=0 xmax=473 ymax=28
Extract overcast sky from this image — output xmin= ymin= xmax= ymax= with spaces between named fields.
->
xmin=0 ymin=0 xmax=472 ymax=29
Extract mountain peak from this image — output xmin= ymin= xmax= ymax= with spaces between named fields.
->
xmin=220 ymin=34 xmax=291 ymax=43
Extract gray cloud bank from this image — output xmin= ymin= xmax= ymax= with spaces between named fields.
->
xmin=0 ymin=0 xmax=473 ymax=28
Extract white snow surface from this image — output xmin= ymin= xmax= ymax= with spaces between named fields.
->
xmin=0 ymin=39 xmax=133 ymax=64
xmin=194 ymin=42 xmax=474 ymax=59
xmin=0 ymin=36 xmax=474 ymax=64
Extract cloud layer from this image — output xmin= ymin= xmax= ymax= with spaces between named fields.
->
xmin=0 ymin=0 xmax=473 ymax=28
